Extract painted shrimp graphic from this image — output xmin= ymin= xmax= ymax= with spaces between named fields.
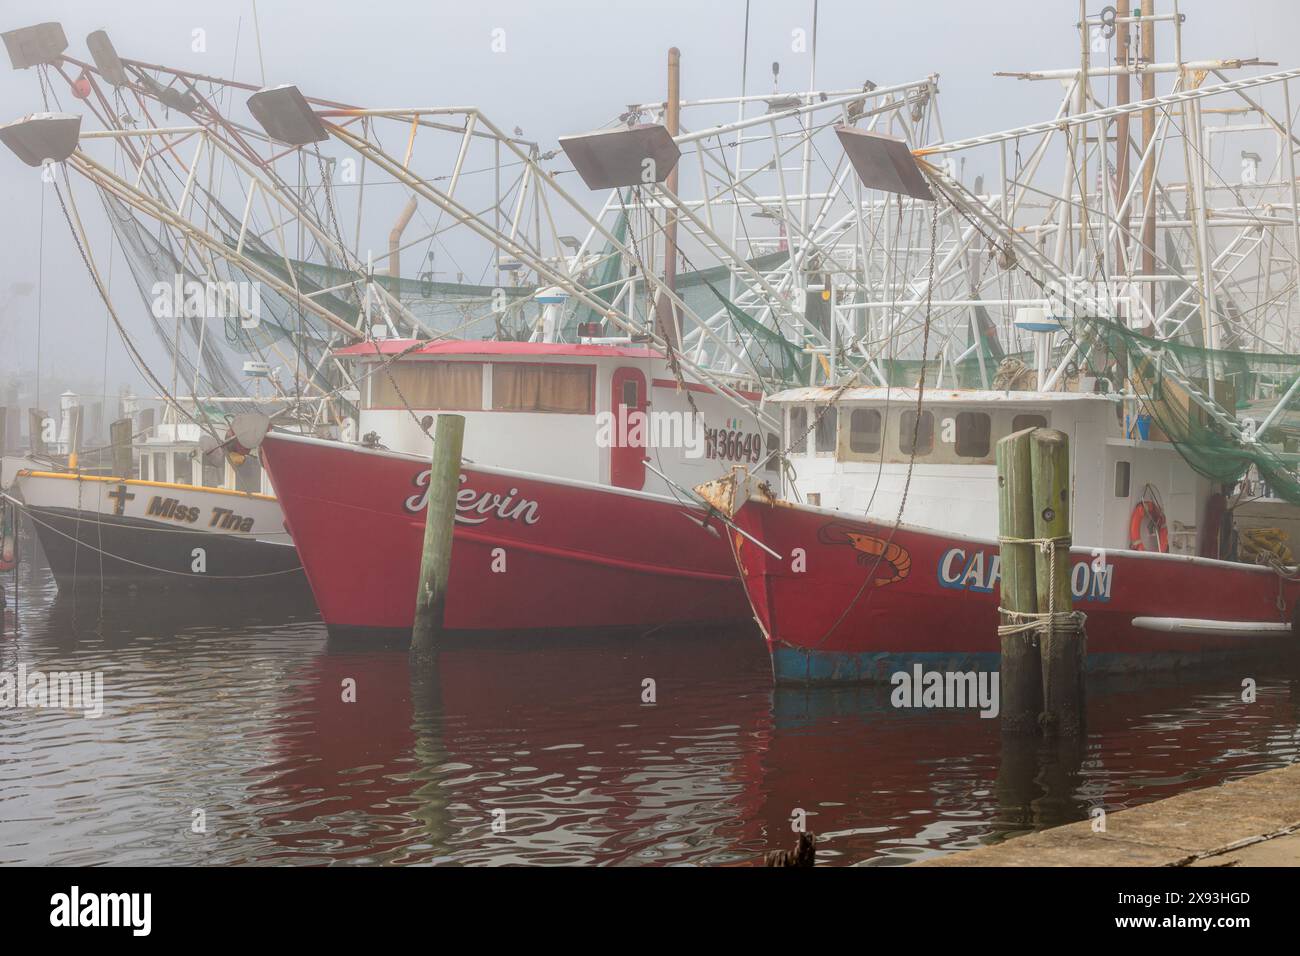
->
xmin=817 ymin=521 xmax=911 ymax=586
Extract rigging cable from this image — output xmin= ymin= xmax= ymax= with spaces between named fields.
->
xmin=801 ymin=194 xmax=942 ymax=650
xmin=52 ymin=166 xmax=226 ymax=447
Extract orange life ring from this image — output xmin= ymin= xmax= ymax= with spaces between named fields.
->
xmin=1130 ymin=500 xmax=1169 ymax=553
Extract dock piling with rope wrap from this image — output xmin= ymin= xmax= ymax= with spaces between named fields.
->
xmin=996 ymin=427 xmax=1087 ymax=738
xmin=995 ymin=428 xmax=1041 ymax=734
xmin=1031 ymin=428 xmax=1086 ymax=738
xmin=411 ymin=414 xmax=466 ymax=666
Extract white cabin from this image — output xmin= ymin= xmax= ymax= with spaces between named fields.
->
xmin=135 ymin=403 xmax=272 ymax=495
xmin=773 ymin=386 xmax=1217 ymax=554
xmin=342 ymin=339 xmax=781 ymax=497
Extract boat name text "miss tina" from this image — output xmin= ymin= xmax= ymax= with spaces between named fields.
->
xmin=145 ymin=496 xmax=255 ymax=533
xmin=404 ymin=471 xmax=541 ymax=526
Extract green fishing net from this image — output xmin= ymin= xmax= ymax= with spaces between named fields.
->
xmin=1081 ymin=320 xmax=1300 ymax=501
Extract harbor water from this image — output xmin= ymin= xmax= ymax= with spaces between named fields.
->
xmin=3 ymin=546 xmax=1299 ymax=867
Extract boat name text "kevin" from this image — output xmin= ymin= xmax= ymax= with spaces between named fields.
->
xmin=938 ymin=547 xmax=1113 ymax=602
xmin=404 ymin=471 xmax=541 ymax=526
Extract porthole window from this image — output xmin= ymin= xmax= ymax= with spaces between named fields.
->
xmin=955 ymin=412 xmax=992 ymax=458
xmin=814 ymin=406 xmax=838 ymax=453
xmin=849 ymin=409 xmax=882 ymax=454
xmin=788 ymin=407 xmax=808 ymax=455
xmin=899 ymin=410 xmax=934 ymax=456
xmin=1012 ymin=413 xmax=1048 ymax=432
xmin=1115 ymin=460 xmax=1131 ymax=498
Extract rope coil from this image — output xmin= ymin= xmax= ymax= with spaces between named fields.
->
xmin=1255 ymin=549 xmax=1300 ymax=583
xmin=997 ymin=533 xmax=1072 ymax=550
xmin=996 ymin=607 xmax=1087 ymax=638
xmin=995 ymin=533 xmax=1086 ymax=638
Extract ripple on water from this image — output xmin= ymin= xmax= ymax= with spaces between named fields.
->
xmin=2 ymin=563 xmax=1299 ymax=864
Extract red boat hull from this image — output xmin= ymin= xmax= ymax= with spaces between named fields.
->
xmin=260 ymin=433 xmax=752 ymax=635
xmin=729 ymin=496 xmax=1299 ymax=683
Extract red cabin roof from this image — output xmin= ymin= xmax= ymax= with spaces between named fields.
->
xmin=333 ymin=339 xmax=661 ymax=360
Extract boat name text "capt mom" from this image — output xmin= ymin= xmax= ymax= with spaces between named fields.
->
xmin=938 ymin=547 xmax=1113 ymax=601
xmin=403 ymin=471 xmax=541 ymax=526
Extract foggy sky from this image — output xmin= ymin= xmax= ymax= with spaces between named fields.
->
xmin=1 ymin=0 xmax=1296 ymax=409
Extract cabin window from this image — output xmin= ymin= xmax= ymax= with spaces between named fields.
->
xmin=849 ymin=409 xmax=882 ymax=454
xmin=1114 ymin=460 xmax=1131 ymax=498
xmin=621 ymin=379 xmax=639 ymax=407
xmin=370 ymin=361 xmax=484 ymax=410
xmin=1012 ymin=413 xmax=1048 ymax=432
xmin=899 ymin=410 xmax=934 ymax=456
xmin=492 ymin=363 xmax=594 ymax=414
xmin=235 ymin=454 xmax=262 ymax=495
xmin=138 ymin=455 xmax=149 ymax=481
xmin=765 ymin=432 xmax=779 ymax=472
xmin=955 ymin=412 xmax=992 ymax=458
xmin=814 ymin=406 xmax=838 ymax=453
xmin=788 ymin=407 xmax=808 ymax=455
xmin=153 ymin=453 xmax=168 ymax=483
xmin=202 ymin=455 xmax=223 ymax=489
xmin=173 ymin=452 xmax=193 ymax=486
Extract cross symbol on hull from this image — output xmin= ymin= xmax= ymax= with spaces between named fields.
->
xmin=106 ymin=484 xmax=135 ymax=517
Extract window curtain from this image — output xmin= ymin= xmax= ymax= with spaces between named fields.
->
xmin=492 ymin=364 xmax=593 ymax=414
xmin=371 ymin=362 xmax=483 ymax=409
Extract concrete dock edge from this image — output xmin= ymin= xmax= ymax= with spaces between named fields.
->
xmin=916 ymin=762 xmax=1300 ymax=866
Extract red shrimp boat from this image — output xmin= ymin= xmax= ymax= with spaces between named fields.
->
xmin=256 ymin=338 xmax=775 ymax=636
xmin=711 ymin=386 xmax=1298 ymax=683
xmin=259 ymin=431 xmax=749 ymax=636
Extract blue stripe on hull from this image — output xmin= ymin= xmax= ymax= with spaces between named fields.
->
xmin=770 ymin=646 xmax=1278 ymax=685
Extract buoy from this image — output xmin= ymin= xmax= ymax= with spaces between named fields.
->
xmin=1130 ymin=499 xmax=1169 ymax=553
xmin=71 ymin=76 xmax=92 ymax=100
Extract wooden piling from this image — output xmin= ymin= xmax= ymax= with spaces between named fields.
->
xmin=995 ymin=428 xmax=1041 ymax=734
xmin=0 ymin=406 xmax=7 ymax=457
xmin=109 ymin=418 xmax=134 ymax=478
xmin=410 ymin=413 xmax=465 ymax=666
xmin=1030 ymin=428 xmax=1085 ymax=737
xmin=28 ymin=409 xmax=48 ymax=456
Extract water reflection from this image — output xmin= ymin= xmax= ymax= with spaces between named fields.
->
xmin=2 ymin=555 xmax=1298 ymax=866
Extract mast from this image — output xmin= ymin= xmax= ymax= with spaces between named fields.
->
xmin=1115 ymin=0 xmax=1131 ymax=281
xmin=658 ymin=47 xmax=682 ymax=350
xmin=1141 ymin=1 xmax=1157 ymax=315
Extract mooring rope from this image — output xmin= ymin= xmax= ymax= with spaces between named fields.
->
xmin=11 ymin=499 xmax=302 ymax=580
xmin=796 ymin=197 xmax=943 ymax=650
xmin=996 ymin=608 xmax=1087 ymax=637
xmin=995 ymin=534 xmax=1087 ymax=638
xmin=0 ymin=492 xmax=279 ymax=538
